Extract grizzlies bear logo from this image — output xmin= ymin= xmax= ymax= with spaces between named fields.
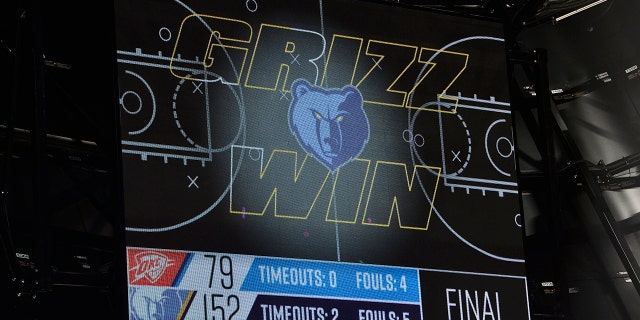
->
xmin=288 ymin=78 xmax=370 ymax=172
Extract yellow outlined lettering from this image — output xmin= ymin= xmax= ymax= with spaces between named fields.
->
xmin=362 ymin=161 xmax=441 ymax=231
xmin=230 ymin=148 xmax=440 ymax=231
xmin=354 ymin=40 xmax=417 ymax=108
xmin=321 ymin=34 xmax=363 ymax=88
xmin=244 ymin=24 xmax=326 ymax=92
xmin=406 ymin=48 xmax=468 ymax=113
xmin=324 ymin=159 xmax=371 ymax=224
xmin=170 ymin=14 xmax=252 ymax=84
xmin=230 ymin=149 xmax=331 ymax=219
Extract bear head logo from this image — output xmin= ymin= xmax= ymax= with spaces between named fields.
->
xmin=288 ymin=78 xmax=370 ymax=172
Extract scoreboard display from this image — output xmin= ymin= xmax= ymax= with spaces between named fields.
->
xmin=115 ymin=0 xmax=530 ymax=319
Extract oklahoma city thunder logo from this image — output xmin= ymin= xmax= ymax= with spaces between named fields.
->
xmin=131 ymin=251 xmax=172 ymax=283
xmin=288 ymin=78 xmax=370 ymax=172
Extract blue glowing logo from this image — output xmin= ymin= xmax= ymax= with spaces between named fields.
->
xmin=288 ymin=79 xmax=370 ymax=172
xmin=129 ymin=287 xmax=193 ymax=320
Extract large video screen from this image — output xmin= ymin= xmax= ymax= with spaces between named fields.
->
xmin=115 ymin=0 xmax=530 ymax=319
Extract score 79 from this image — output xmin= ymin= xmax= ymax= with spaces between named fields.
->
xmin=205 ymin=254 xmax=234 ymax=289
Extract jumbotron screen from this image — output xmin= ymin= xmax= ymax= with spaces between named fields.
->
xmin=115 ymin=0 xmax=530 ymax=319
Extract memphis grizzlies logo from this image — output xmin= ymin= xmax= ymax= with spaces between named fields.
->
xmin=288 ymin=78 xmax=370 ymax=172
xmin=129 ymin=287 xmax=194 ymax=320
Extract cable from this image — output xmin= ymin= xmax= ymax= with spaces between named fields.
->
xmin=0 ymin=2 xmax=23 ymax=283
xmin=558 ymin=158 xmax=598 ymax=172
